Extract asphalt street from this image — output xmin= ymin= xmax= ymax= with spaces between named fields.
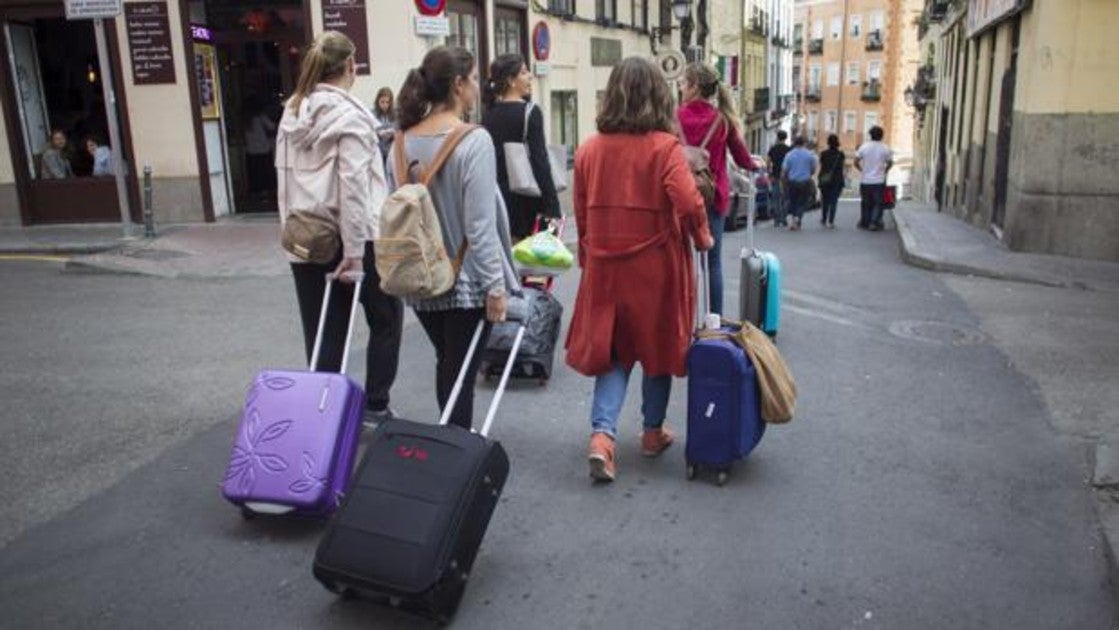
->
xmin=0 ymin=201 xmax=1112 ymax=628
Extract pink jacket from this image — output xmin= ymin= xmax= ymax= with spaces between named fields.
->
xmin=676 ymin=100 xmax=754 ymax=215
xmin=276 ymin=84 xmax=387 ymax=259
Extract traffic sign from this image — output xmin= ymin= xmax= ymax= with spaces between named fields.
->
xmin=532 ymin=21 xmax=550 ymax=62
xmin=414 ymin=0 xmax=446 ymax=17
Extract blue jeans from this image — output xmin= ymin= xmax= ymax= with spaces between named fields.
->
xmin=705 ymin=207 xmax=725 ymax=316
xmin=769 ymin=181 xmax=787 ymax=224
xmin=591 ymin=364 xmax=672 ymax=438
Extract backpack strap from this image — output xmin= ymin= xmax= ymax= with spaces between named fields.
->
xmin=420 ymin=123 xmax=480 ymax=187
xmin=699 ymin=116 xmax=724 ymax=151
xmin=392 ymin=130 xmax=411 ymax=185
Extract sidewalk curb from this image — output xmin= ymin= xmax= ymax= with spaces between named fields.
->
xmin=893 ymin=211 xmax=1072 ymax=290
xmin=0 ymin=243 xmax=123 ymax=256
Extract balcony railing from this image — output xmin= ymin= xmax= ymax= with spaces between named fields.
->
xmin=866 ymin=30 xmax=883 ymax=51
xmin=808 ymin=38 xmax=823 ymax=55
xmin=749 ymin=18 xmax=766 ymax=36
xmin=861 ymin=79 xmax=882 ymax=102
xmin=805 ymin=86 xmax=822 ymax=102
xmin=927 ymin=0 xmax=949 ymax=22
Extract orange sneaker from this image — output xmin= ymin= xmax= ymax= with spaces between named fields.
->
xmin=587 ymin=433 xmax=616 ymax=482
xmin=641 ymin=427 xmax=676 ymax=457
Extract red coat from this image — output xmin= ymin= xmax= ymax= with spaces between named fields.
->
xmin=565 ymin=131 xmax=711 ymax=378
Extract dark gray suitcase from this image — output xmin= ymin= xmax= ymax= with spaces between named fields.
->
xmin=313 ymin=318 xmax=526 ymax=623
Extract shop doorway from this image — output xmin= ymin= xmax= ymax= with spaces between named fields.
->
xmin=195 ymin=1 xmax=306 ymax=214
xmin=0 ymin=12 xmax=138 ymax=223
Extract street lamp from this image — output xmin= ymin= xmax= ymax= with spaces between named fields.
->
xmin=651 ymin=0 xmax=694 ymax=54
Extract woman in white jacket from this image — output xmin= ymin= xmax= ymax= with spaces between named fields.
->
xmin=276 ymin=31 xmax=403 ymax=424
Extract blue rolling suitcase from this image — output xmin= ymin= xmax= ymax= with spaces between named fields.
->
xmin=739 ymin=189 xmax=782 ymax=337
xmin=686 ymin=253 xmax=766 ymax=485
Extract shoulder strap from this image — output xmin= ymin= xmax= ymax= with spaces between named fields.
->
xmin=522 ymin=102 xmax=534 ymax=143
xmin=699 ymin=116 xmax=724 ymax=151
xmin=419 ymin=124 xmax=480 ymax=186
xmin=392 ymin=130 xmax=410 ymax=186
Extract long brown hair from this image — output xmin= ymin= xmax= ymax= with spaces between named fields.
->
xmin=596 ymin=56 xmax=674 ymax=135
xmin=374 ymin=86 xmax=395 ymax=121
xmin=396 ymin=46 xmax=475 ymax=131
xmin=288 ymin=31 xmax=355 ymax=112
xmin=683 ymin=63 xmax=741 ymax=133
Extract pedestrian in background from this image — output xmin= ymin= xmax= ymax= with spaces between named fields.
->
xmin=371 ymin=86 xmax=396 ymax=164
xmin=767 ymin=130 xmax=791 ymax=226
xmin=566 ymin=56 xmax=713 ymax=483
xmin=244 ymin=96 xmax=277 ymax=200
xmin=676 ymin=62 xmax=754 ymax=317
xmin=855 ymin=125 xmax=893 ymax=231
xmin=40 ymin=129 xmax=73 ymax=179
xmin=392 ymin=46 xmax=520 ymax=430
xmin=781 ymin=135 xmax=818 ymax=231
xmin=817 ymin=133 xmax=845 ymax=229
xmin=85 ymin=135 xmax=112 ymax=177
xmin=276 ymin=30 xmax=403 ymax=425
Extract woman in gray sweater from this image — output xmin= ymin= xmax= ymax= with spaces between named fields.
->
xmin=389 ymin=46 xmax=520 ymax=430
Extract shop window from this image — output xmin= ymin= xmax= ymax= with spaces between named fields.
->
xmin=447 ymin=4 xmax=482 ymax=120
xmin=550 ymin=90 xmax=578 ymax=167
xmin=7 ymin=18 xmax=119 ymax=180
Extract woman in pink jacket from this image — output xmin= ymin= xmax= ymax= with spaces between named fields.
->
xmin=676 ymin=63 xmax=755 ymax=317
xmin=276 ymin=31 xmax=403 ymax=425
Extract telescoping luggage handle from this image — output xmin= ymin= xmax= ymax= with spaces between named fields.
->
xmin=695 ymin=250 xmax=719 ymax=331
xmin=743 ymin=168 xmax=758 ymax=254
xmin=309 ymin=271 xmax=365 ymax=374
xmin=438 ymin=310 xmax=528 ymax=438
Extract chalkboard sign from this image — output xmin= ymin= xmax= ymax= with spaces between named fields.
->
xmin=322 ymin=0 xmax=370 ymax=75
xmin=125 ymin=2 xmax=176 ymax=85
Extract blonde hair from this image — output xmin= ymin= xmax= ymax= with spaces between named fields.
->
xmin=288 ymin=31 xmax=355 ymax=112
xmin=683 ymin=63 xmax=741 ymax=133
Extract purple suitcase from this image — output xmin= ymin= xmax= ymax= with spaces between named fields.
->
xmin=222 ymin=273 xmax=366 ymax=517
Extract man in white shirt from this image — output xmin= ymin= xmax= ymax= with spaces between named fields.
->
xmin=854 ymin=125 xmax=893 ymax=231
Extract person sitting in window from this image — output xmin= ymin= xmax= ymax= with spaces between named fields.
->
xmin=41 ymin=129 xmax=74 ymax=179
xmin=85 ymin=135 xmax=113 ymax=177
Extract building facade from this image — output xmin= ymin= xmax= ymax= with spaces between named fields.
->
xmin=0 ymin=0 xmax=679 ymax=227
xmin=909 ymin=0 xmax=1119 ymax=261
xmin=763 ymin=0 xmax=795 ymax=155
xmin=792 ymin=0 xmax=920 ymax=187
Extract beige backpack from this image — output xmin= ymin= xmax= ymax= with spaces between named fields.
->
xmin=375 ymin=125 xmax=476 ymax=299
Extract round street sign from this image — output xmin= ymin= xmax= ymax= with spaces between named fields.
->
xmin=657 ymin=50 xmax=686 ymax=81
xmin=532 ymin=21 xmax=550 ymax=61
xmin=415 ymin=0 xmax=446 ymax=16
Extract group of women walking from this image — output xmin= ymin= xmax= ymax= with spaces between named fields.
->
xmin=278 ymin=31 xmax=755 ymax=484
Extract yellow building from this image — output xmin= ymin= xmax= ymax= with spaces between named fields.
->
xmin=0 ymin=0 xmax=671 ymax=226
xmin=910 ymin=0 xmax=1119 ymax=261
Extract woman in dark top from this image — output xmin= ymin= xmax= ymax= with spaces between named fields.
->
xmin=481 ymin=53 xmax=561 ymax=242
xmin=817 ymin=134 xmax=846 ymax=229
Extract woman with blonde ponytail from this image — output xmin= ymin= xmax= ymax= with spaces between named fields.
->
xmin=276 ymin=31 xmax=403 ymax=424
xmin=676 ymin=62 xmax=756 ymax=317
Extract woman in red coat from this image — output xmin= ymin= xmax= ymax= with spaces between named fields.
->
xmin=565 ymin=56 xmax=713 ymax=483
xmin=676 ymin=63 xmax=755 ymax=317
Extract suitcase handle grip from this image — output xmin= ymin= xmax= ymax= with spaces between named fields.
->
xmin=438 ymin=318 xmax=527 ymax=438
xmin=309 ymin=273 xmax=365 ymax=374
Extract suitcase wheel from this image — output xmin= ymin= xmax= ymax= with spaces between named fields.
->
xmin=717 ymin=471 xmax=729 ymax=487
xmin=239 ymin=506 xmax=257 ymax=520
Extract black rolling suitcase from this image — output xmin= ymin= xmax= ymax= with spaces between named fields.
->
xmin=483 ymin=287 xmax=562 ymax=384
xmin=313 ymin=318 xmax=526 ymax=623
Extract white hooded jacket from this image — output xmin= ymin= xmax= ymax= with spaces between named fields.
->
xmin=275 ymin=83 xmax=387 ymax=259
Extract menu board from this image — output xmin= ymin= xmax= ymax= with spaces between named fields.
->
xmin=322 ymin=0 xmax=370 ymax=75
xmin=125 ymin=2 xmax=176 ymax=84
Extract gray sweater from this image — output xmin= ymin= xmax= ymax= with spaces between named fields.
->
xmin=386 ymin=127 xmax=520 ymax=311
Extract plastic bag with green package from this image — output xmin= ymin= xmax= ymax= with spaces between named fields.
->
xmin=513 ymin=229 xmax=574 ymax=274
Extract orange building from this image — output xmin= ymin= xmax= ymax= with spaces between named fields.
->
xmin=792 ymin=0 xmax=921 ymax=186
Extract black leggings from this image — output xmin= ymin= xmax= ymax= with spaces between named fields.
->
xmin=416 ymin=308 xmax=493 ymax=430
xmin=291 ymin=242 xmax=403 ymax=411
